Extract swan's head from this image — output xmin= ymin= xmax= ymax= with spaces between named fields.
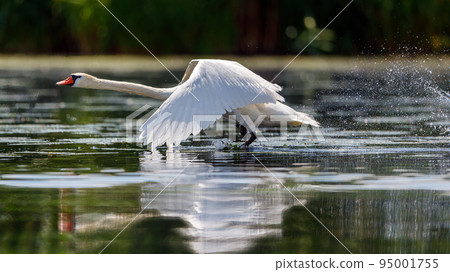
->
xmin=56 ymin=73 xmax=97 ymax=88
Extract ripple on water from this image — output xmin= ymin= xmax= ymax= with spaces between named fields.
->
xmin=1 ymin=168 xmax=448 ymax=192
xmin=0 ymin=63 xmax=449 ymax=253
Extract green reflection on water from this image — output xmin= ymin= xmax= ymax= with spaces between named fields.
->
xmin=0 ymin=184 xmax=448 ymax=253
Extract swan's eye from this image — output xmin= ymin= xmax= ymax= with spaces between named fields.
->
xmin=71 ymin=75 xmax=82 ymax=82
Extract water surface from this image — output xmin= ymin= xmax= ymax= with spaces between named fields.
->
xmin=0 ymin=59 xmax=449 ymax=253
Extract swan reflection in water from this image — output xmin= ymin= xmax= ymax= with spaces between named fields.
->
xmin=138 ymin=150 xmax=293 ymax=253
xmin=53 ymin=150 xmax=298 ymax=253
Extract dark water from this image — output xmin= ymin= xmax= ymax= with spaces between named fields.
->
xmin=0 ymin=60 xmax=449 ymax=253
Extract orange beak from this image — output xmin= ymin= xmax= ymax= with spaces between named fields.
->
xmin=56 ymin=76 xmax=74 ymax=86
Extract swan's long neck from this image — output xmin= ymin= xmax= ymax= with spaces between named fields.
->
xmin=89 ymin=78 xmax=174 ymax=101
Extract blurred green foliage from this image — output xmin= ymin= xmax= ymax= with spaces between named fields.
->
xmin=0 ymin=0 xmax=448 ymax=55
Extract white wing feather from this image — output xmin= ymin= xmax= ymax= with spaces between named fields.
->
xmin=139 ymin=59 xmax=284 ymax=148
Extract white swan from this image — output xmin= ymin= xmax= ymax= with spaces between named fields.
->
xmin=57 ymin=59 xmax=319 ymax=151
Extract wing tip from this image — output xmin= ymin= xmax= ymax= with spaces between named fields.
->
xmin=273 ymin=83 xmax=282 ymax=92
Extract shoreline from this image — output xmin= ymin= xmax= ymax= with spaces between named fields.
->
xmin=0 ymin=54 xmax=447 ymax=72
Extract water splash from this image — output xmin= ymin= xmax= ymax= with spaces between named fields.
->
xmin=429 ymin=84 xmax=450 ymax=103
xmin=336 ymin=55 xmax=449 ymax=135
xmin=212 ymin=138 xmax=234 ymax=150
xmin=384 ymin=56 xmax=449 ymax=134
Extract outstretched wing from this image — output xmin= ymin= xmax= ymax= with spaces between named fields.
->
xmin=139 ymin=59 xmax=284 ymax=148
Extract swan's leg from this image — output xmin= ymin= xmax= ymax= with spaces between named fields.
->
xmin=235 ymin=121 xmax=255 ymax=147
xmin=240 ymin=132 xmax=256 ymax=148
xmin=239 ymin=125 xmax=247 ymax=137
xmin=235 ymin=122 xmax=248 ymax=140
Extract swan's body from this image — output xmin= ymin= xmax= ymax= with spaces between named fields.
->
xmin=57 ymin=59 xmax=319 ymax=151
